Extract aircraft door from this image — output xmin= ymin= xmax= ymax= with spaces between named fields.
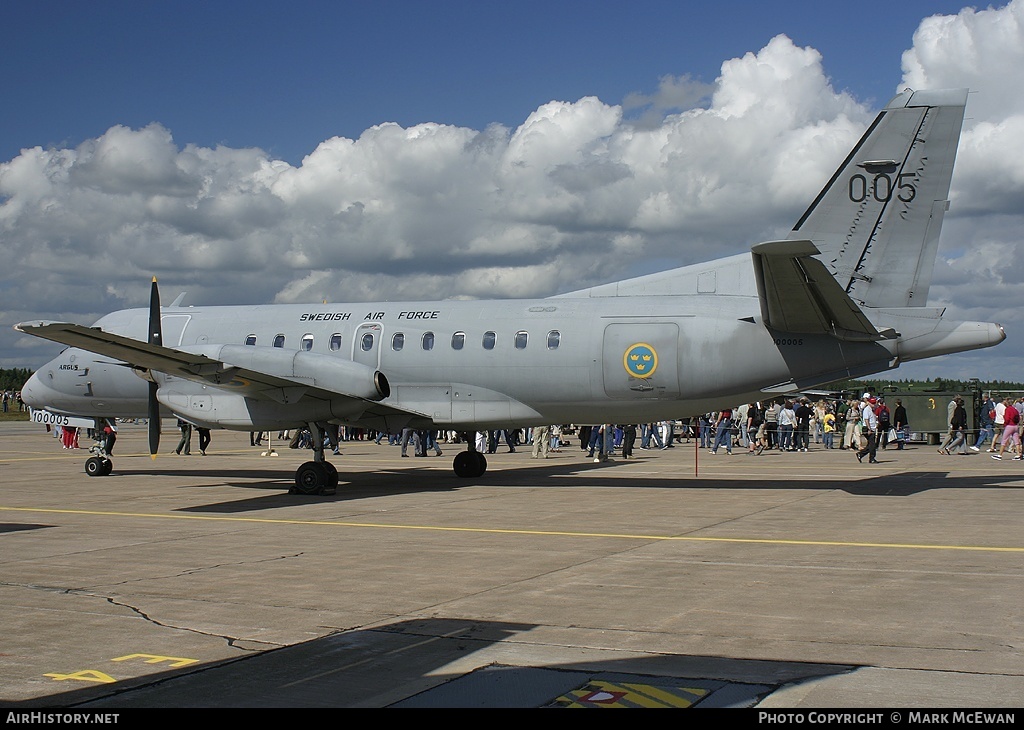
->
xmin=602 ymin=323 xmax=679 ymax=399
xmin=160 ymin=315 xmax=191 ymax=346
xmin=353 ymin=323 xmax=382 ymax=369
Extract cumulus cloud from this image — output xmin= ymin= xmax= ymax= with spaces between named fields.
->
xmin=3 ymin=1 xmax=1024 ymax=381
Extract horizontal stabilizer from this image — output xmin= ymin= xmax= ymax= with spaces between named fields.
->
xmin=752 ymin=240 xmax=894 ymax=341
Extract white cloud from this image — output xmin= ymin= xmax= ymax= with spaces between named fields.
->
xmin=3 ymin=1 xmax=1024 ymax=383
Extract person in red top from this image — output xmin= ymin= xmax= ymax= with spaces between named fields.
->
xmin=710 ymin=407 xmax=734 ymax=455
xmin=993 ymin=398 xmax=1020 ymax=460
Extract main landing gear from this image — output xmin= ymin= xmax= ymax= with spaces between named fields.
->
xmin=291 ymin=421 xmax=340 ymax=496
xmin=453 ymin=433 xmax=487 ymax=478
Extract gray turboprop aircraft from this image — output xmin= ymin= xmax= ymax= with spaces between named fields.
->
xmin=15 ymin=88 xmax=1005 ymax=493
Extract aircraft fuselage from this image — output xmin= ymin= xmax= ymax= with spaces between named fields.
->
xmin=25 ymin=292 xmax=894 ymax=430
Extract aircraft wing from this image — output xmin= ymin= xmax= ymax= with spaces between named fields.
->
xmin=751 ymin=240 xmax=897 ymax=341
xmin=13 ymin=320 xmax=391 ymax=406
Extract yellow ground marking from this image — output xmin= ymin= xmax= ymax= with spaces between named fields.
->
xmin=552 ymin=680 xmax=710 ymax=708
xmin=43 ymin=670 xmax=116 ymax=684
xmin=1 ymin=505 xmax=1022 ymax=553
xmin=112 ymin=654 xmax=199 ymax=668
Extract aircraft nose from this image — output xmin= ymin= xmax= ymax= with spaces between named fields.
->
xmin=20 ymin=371 xmax=49 ymax=408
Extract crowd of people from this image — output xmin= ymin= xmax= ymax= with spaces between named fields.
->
xmin=2 ymin=389 xmax=25 ymax=413
xmin=41 ymin=390 xmax=1024 ymax=466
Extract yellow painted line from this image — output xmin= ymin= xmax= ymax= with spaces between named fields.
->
xmin=553 ymin=680 xmax=709 ymax=708
xmin=1 ymin=505 xmax=1022 ymax=553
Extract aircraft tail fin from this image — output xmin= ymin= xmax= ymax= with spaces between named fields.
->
xmin=788 ymin=88 xmax=968 ymax=309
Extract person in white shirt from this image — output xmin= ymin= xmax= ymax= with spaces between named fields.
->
xmin=990 ymin=399 xmax=1007 ymax=452
xmin=856 ymin=395 xmax=879 ymax=463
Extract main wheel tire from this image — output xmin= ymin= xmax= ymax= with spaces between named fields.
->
xmin=294 ymin=461 xmax=328 ymax=495
xmin=99 ymin=458 xmax=113 ymax=476
xmin=323 ymin=461 xmax=339 ymax=493
xmin=85 ymin=456 xmax=106 ymax=477
xmin=470 ymin=451 xmax=487 ymax=477
xmin=453 ymin=451 xmax=487 ymax=478
xmin=453 ymin=451 xmax=474 ymax=477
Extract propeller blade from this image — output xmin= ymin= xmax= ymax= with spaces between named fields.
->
xmin=148 ymin=277 xmax=162 ymax=458
xmin=148 ymin=381 xmax=160 ymax=457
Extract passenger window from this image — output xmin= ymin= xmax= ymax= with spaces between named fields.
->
xmin=329 ymin=333 xmax=342 ymax=351
xmin=245 ymin=334 xmax=257 ymax=346
xmin=422 ymin=332 xmax=434 ymax=351
xmin=392 ymin=333 xmax=405 ymax=351
xmin=300 ymin=334 xmax=314 ymax=351
xmin=514 ymin=331 xmax=528 ymax=349
xmin=273 ymin=334 xmax=285 ymax=348
xmin=451 ymin=332 xmax=465 ymax=350
xmin=361 ymin=333 xmax=374 ymax=351
xmin=482 ymin=331 xmax=496 ymax=350
xmin=547 ymin=330 xmax=560 ymax=350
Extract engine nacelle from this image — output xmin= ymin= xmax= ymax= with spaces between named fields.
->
xmin=154 ymin=346 xmax=391 ymax=429
xmin=201 ymin=345 xmax=390 ymax=401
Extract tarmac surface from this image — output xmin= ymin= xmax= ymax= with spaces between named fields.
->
xmin=1 ymin=420 xmax=1022 ymax=709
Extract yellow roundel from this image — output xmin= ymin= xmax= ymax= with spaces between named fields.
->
xmin=623 ymin=343 xmax=658 ymax=378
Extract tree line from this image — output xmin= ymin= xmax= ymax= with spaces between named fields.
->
xmin=0 ymin=368 xmax=32 ymax=391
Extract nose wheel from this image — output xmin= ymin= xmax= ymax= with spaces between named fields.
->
xmin=85 ymin=456 xmax=113 ymax=476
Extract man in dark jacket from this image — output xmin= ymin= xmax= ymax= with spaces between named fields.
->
xmin=893 ymin=399 xmax=909 ymax=450
xmin=971 ymin=393 xmax=996 ymax=452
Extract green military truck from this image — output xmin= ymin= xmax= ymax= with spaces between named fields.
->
xmin=871 ymin=388 xmax=980 ymax=445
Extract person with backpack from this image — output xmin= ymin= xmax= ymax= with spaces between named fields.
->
xmin=876 ymin=397 xmax=893 ymax=449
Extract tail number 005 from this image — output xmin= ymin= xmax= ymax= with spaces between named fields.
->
xmin=849 ymin=173 xmax=916 ymax=203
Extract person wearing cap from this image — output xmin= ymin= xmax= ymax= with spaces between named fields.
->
xmin=856 ymin=395 xmax=879 ymax=463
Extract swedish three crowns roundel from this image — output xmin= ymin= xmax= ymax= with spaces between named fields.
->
xmin=623 ymin=343 xmax=658 ymax=379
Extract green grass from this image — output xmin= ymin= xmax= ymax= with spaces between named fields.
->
xmin=0 ymin=410 xmax=30 ymax=422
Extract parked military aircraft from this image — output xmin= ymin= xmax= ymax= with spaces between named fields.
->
xmin=15 ymin=88 xmax=1004 ymax=493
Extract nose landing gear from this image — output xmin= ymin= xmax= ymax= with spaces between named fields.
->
xmin=84 ymin=443 xmax=113 ymax=476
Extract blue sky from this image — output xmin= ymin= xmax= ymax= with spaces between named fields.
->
xmin=3 ymin=0 xmax=1024 ymax=383
xmin=3 ymin=0 xmax=971 ymax=165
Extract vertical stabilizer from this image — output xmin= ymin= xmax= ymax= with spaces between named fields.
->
xmin=788 ymin=88 xmax=967 ymax=308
